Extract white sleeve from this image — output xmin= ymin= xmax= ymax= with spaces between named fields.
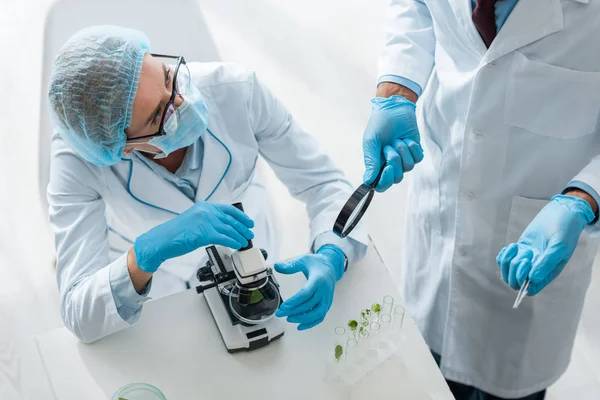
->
xmin=378 ymin=0 xmax=436 ymax=90
xmin=569 ymin=155 xmax=600 ymax=236
xmin=48 ymin=141 xmax=143 ymax=342
xmin=248 ymin=74 xmax=368 ymax=265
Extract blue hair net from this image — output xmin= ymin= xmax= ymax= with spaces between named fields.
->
xmin=48 ymin=25 xmax=150 ymax=166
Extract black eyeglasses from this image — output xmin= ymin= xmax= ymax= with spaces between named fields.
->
xmin=126 ymin=54 xmax=190 ymax=144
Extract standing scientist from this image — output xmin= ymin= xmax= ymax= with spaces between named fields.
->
xmin=361 ymin=1 xmax=600 ymax=399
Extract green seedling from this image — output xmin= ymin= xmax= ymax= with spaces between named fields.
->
xmin=360 ymin=309 xmax=371 ymax=326
xmin=334 ymin=344 xmax=343 ymax=362
xmin=372 ymin=303 xmax=381 ymax=314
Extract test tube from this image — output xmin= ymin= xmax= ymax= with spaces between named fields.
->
xmin=360 ymin=309 xmax=371 ymax=333
xmin=333 ymin=326 xmax=346 ymax=363
xmin=381 ymin=295 xmax=394 ymax=316
xmin=390 ymin=305 xmax=405 ymax=339
xmin=345 ymin=338 xmax=358 ymax=365
xmin=357 ymin=326 xmax=370 ymax=348
xmin=347 ymin=319 xmax=359 ymax=340
xmin=371 ymin=303 xmax=382 ymax=323
xmin=367 ymin=321 xmax=381 ymax=353
xmin=366 ymin=322 xmax=381 ymax=358
xmin=379 ymin=313 xmax=392 ymax=341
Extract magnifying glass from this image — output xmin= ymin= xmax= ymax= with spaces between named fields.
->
xmin=333 ymin=166 xmax=385 ymax=238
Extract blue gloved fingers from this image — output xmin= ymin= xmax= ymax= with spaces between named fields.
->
xmin=276 ymin=289 xmax=320 ymax=318
xmin=213 ymin=223 xmax=249 ymax=249
xmin=275 ymin=261 xmax=318 ymax=310
xmin=393 ymin=139 xmax=416 ymax=173
xmin=528 ymin=260 xmax=568 ymax=296
xmin=297 ymin=286 xmax=335 ymax=330
xmin=219 ymin=214 xmax=255 ymax=241
xmin=508 ymin=247 xmax=532 ymax=290
xmin=508 ymin=257 xmax=522 ymax=290
xmin=206 ymin=231 xmax=244 ymax=250
xmin=279 ymin=282 xmax=319 ymax=314
xmin=286 ymin=300 xmax=325 ymax=324
xmin=383 ymin=145 xmax=404 ymax=184
xmin=404 ymin=139 xmax=424 ymax=164
xmin=363 ymin=139 xmax=383 ymax=186
xmin=274 ymin=259 xmax=305 ymax=277
xmin=497 ymin=243 xmax=518 ymax=284
xmin=375 ymin=164 xmax=395 ymax=193
xmin=298 ymin=318 xmax=326 ymax=331
xmin=516 ymin=258 xmax=533 ymax=288
xmin=529 ymin=243 xmax=566 ymax=284
xmin=216 ymin=204 xmax=255 ymax=228
xmin=287 ymin=294 xmax=328 ymax=326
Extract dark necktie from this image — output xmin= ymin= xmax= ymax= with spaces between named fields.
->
xmin=472 ymin=0 xmax=498 ymax=48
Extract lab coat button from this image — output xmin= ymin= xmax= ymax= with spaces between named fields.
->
xmin=473 ymin=130 xmax=484 ymax=138
xmin=462 ymin=191 xmax=475 ymax=200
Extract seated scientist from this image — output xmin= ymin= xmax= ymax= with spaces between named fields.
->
xmin=47 ymin=25 xmax=367 ymax=343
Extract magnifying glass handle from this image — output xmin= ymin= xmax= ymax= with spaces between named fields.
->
xmin=370 ymin=165 xmax=386 ymax=189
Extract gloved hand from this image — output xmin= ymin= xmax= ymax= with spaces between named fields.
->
xmin=362 ymin=95 xmax=424 ymax=192
xmin=274 ymin=245 xmax=345 ymax=330
xmin=496 ymin=195 xmax=595 ymax=295
xmin=134 ymin=202 xmax=255 ymax=272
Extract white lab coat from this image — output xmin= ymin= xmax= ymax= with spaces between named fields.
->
xmin=48 ymin=62 xmax=367 ymax=344
xmin=380 ymin=0 xmax=600 ymax=397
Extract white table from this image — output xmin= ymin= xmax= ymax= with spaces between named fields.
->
xmin=36 ymin=240 xmax=453 ymax=400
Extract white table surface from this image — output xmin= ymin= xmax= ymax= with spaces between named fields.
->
xmin=36 ymin=240 xmax=453 ymax=400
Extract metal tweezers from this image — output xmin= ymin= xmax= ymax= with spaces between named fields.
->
xmin=512 ymin=278 xmax=530 ymax=309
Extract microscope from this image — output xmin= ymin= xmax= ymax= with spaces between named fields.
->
xmin=196 ymin=203 xmax=285 ymax=353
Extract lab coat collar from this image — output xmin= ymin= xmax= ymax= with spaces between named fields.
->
xmin=186 ymin=136 xmax=202 ymax=170
xmin=449 ymin=0 xmax=490 ymax=57
xmin=483 ymin=0 xmax=564 ymax=64
xmin=194 ymin=116 xmax=232 ymax=204
xmin=123 ymin=126 xmax=231 ymax=216
xmin=125 ymin=154 xmax=194 ymax=216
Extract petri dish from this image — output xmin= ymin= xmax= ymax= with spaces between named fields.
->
xmin=228 ymin=279 xmax=280 ymax=325
xmin=111 ymin=383 xmax=166 ymax=400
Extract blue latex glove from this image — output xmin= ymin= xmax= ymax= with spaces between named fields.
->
xmin=362 ymin=95 xmax=423 ymax=192
xmin=134 ymin=202 xmax=255 ymax=272
xmin=496 ymin=195 xmax=595 ymax=296
xmin=274 ymin=245 xmax=345 ymax=330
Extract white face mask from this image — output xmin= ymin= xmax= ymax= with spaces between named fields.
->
xmin=148 ymin=78 xmax=209 ymax=158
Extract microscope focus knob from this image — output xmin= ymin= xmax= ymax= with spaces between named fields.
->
xmin=197 ymin=262 xmax=213 ymax=282
xmin=260 ymin=249 xmax=268 ymax=260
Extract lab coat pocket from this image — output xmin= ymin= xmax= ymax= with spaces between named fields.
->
xmin=504 ymin=52 xmax=600 ymax=139
xmin=506 ymin=196 xmax=595 ymax=284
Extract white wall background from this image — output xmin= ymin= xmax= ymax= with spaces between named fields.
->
xmin=0 ymin=0 xmax=598 ymax=398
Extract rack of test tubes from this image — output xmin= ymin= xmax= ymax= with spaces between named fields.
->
xmin=326 ymin=295 xmax=406 ymax=385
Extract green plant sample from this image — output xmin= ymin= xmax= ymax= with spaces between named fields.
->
xmin=334 ymin=344 xmax=343 ymax=362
